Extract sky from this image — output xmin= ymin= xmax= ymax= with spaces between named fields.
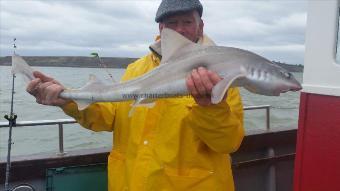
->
xmin=0 ymin=0 xmax=307 ymax=65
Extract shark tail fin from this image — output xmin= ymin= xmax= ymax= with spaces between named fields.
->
xmin=11 ymin=53 xmax=35 ymax=83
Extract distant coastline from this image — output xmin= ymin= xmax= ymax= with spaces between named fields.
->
xmin=0 ymin=56 xmax=303 ymax=72
xmin=0 ymin=56 xmax=137 ymax=69
xmin=272 ymin=61 xmax=304 ymax=73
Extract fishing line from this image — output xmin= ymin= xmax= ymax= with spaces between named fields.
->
xmin=91 ymin=52 xmax=115 ymax=83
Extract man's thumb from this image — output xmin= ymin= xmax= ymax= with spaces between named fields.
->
xmin=33 ymin=71 xmax=54 ymax=82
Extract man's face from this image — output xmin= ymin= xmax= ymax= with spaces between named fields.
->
xmin=159 ymin=10 xmax=204 ymax=42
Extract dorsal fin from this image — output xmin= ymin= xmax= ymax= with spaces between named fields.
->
xmin=160 ymin=28 xmax=198 ymax=64
xmin=79 ymin=74 xmax=107 ymax=91
xmin=72 ymin=74 xmax=107 ymax=110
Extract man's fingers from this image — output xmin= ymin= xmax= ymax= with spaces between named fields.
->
xmin=186 ymin=74 xmax=199 ymax=97
xmin=45 ymin=84 xmax=64 ymax=105
xmin=35 ymin=82 xmax=55 ymax=103
xmin=198 ymin=67 xmax=214 ymax=93
xmin=185 ymin=68 xmax=224 ymax=107
xmin=207 ymin=70 xmax=222 ymax=85
xmin=37 ymin=81 xmax=54 ymax=92
xmin=26 ymin=71 xmax=67 ymax=106
xmin=33 ymin=71 xmax=54 ymax=83
xmin=26 ymin=78 xmax=41 ymax=96
xmin=191 ymin=69 xmax=207 ymax=96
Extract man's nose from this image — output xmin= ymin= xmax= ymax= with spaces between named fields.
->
xmin=174 ymin=23 xmax=185 ymax=35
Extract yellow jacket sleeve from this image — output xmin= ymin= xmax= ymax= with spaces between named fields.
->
xmin=60 ymin=55 xmax=152 ymax=132
xmin=61 ymin=101 xmax=117 ymax=132
xmin=186 ymin=87 xmax=244 ymax=153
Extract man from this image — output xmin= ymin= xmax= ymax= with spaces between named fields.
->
xmin=26 ymin=0 xmax=244 ymax=190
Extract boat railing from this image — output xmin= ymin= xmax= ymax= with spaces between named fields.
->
xmin=0 ymin=105 xmax=271 ymax=156
xmin=243 ymin=105 xmax=270 ymax=130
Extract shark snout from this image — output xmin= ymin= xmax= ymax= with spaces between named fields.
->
xmin=280 ymin=82 xmax=302 ymax=93
xmin=287 ymin=77 xmax=302 ymax=92
xmin=290 ymin=83 xmax=302 ymax=92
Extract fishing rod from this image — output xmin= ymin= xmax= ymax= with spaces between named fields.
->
xmin=4 ymin=38 xmax=18 ymax=191
xmin=3 ymin=38 xmax=35 ymax=191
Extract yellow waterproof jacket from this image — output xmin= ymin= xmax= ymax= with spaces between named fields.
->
xmin=62 ymin=52 xmax=244 ymax=191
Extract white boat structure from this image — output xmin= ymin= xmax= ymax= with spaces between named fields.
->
xmin=294 ymin=0 xmax=340 ymax=190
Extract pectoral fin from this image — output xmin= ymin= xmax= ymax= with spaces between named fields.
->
xmin=128 ymin=98 xmax=156 ymax=117
xmin=74 ymin=99 xmax=92 ymax=111
xmin=211 ymin=74 xmax=245 ymax=104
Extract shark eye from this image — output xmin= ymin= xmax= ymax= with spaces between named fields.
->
xmin=281 ymin=71 xmax=291 ymax=79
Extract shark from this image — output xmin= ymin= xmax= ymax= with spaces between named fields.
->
xmin=12 ymin=28 xmax=302 ymax=112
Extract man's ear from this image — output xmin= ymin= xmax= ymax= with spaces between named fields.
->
xmin=199 ymin=20 xmax=204 ymax=37
xmin=159 ymin=23 xmax=165 ymax=33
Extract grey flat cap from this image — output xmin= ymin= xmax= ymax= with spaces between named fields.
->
xmin=155 ymin=0 xmax=203 ymax=23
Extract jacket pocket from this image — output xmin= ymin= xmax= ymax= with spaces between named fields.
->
xmin=163 ymin=166 xmax=214 ymax=191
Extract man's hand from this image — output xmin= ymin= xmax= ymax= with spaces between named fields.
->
xmin=186 ymin=67 xmax=223 ymax=106
xmin=26 ymin=71 xmax=70 ymax=107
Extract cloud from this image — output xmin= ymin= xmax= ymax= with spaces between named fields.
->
xmin=202 ymin=0 xmax=307 ymax=64
xmin=0 ymin=0 xmax=307 ymax=64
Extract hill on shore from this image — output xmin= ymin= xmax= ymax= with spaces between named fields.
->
xmin=0 ymin=56 xmax=303 ymax=72
xmin=272 ymin=61 xmax=303 ymax=72
xmin=0 ymin=56 xmax=137 ymax=68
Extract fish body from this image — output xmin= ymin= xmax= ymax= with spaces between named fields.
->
xmin=12 ymin=28 xmax=302 ymax=111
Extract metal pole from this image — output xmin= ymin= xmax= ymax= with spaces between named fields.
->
xmin=266 ymin=147 xmax=276 ymax=191
xmin=266 ymin=106 xmax=270 ymax=130
xmin=58 ymin=123 xmax=66 ymax=156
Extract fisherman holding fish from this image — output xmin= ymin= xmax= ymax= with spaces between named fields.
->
xmin=26 ymin=0 xmax=245 ymax=190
